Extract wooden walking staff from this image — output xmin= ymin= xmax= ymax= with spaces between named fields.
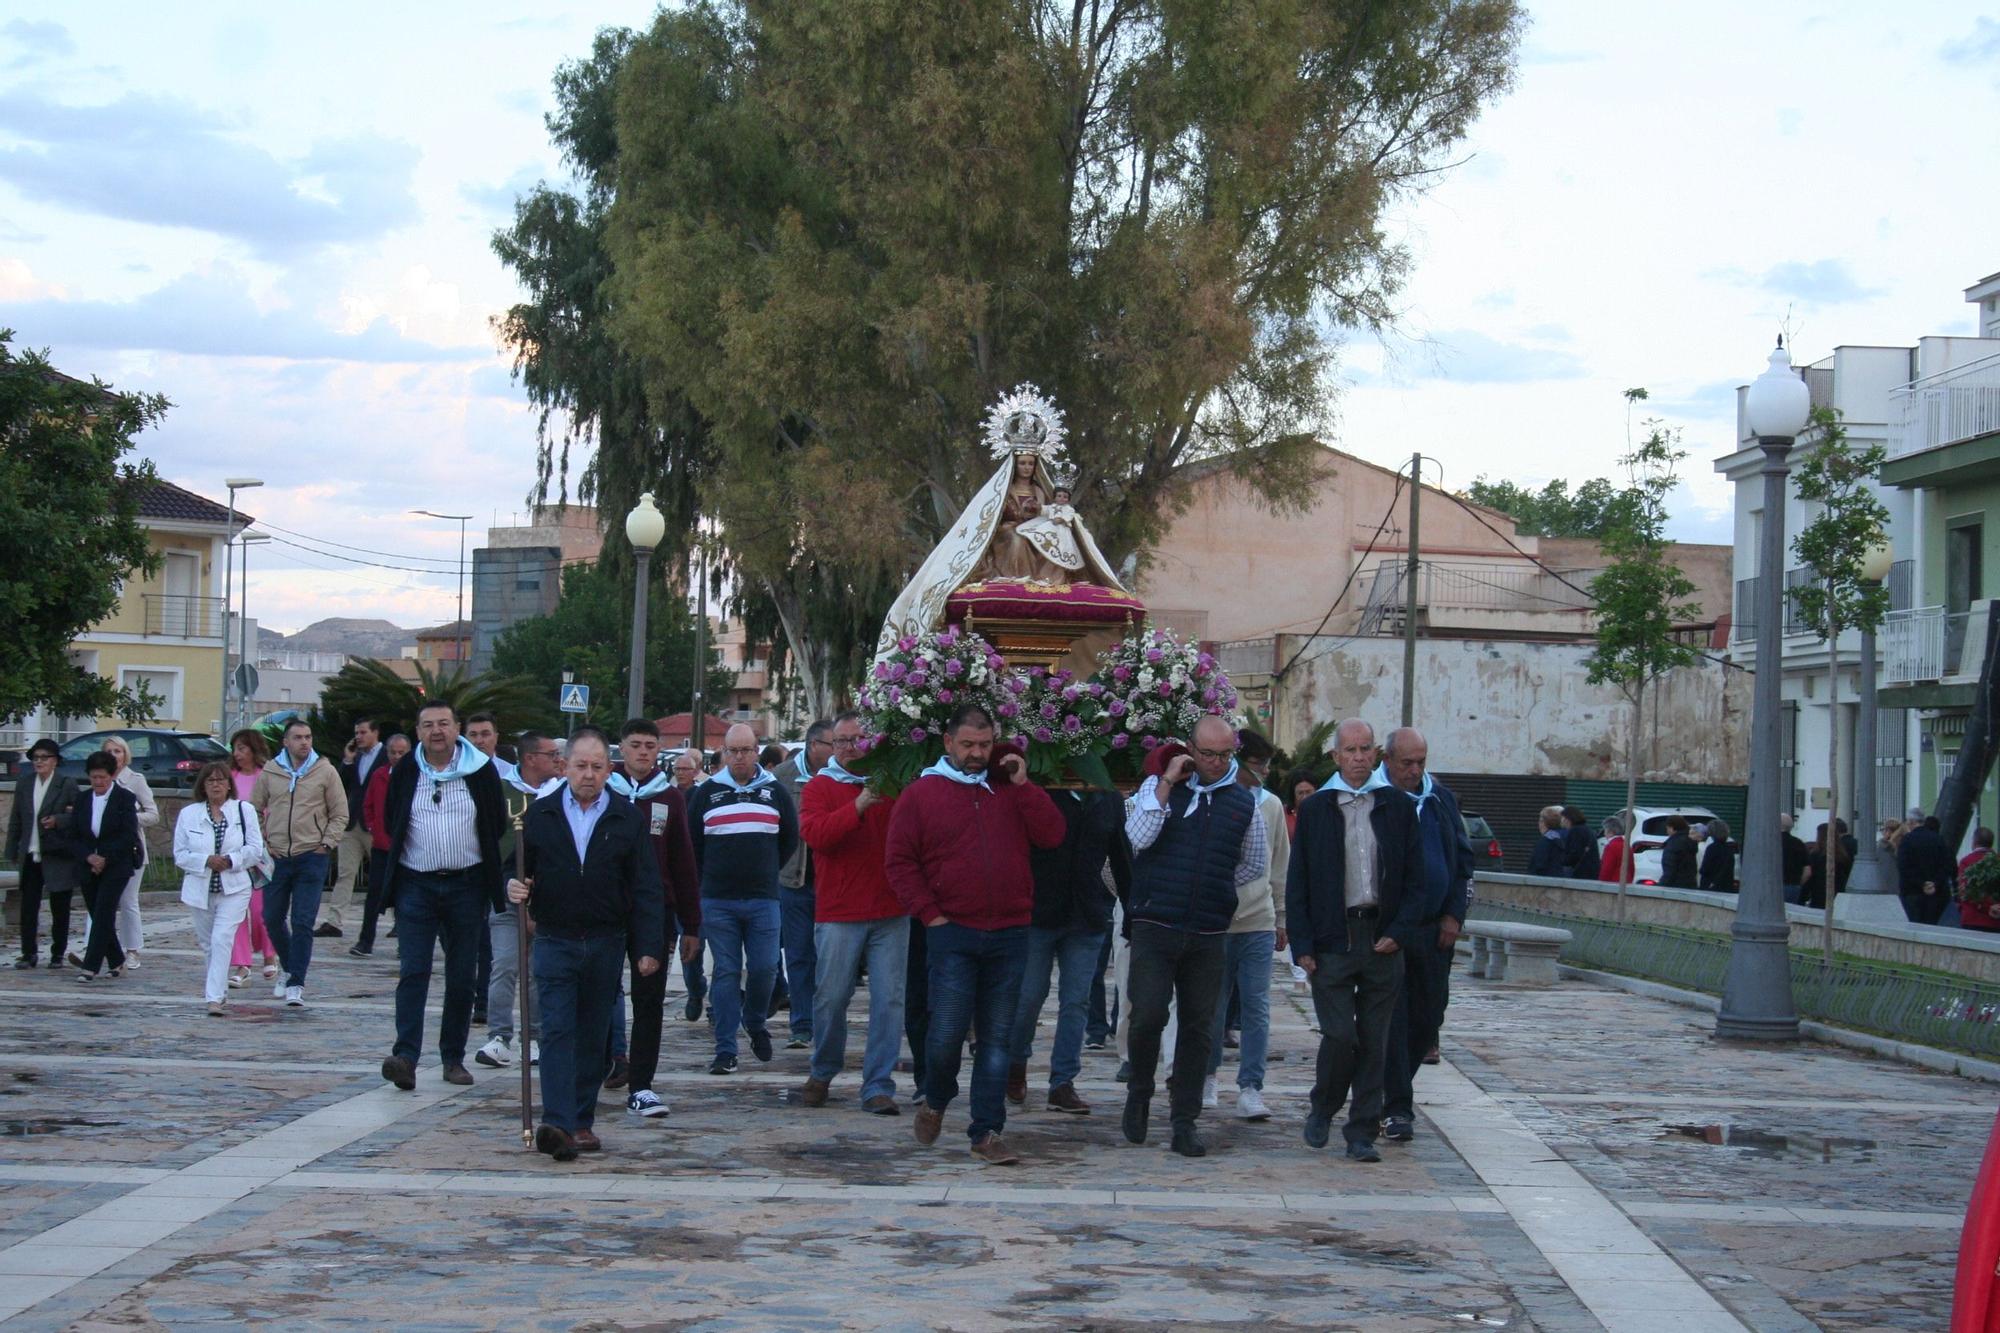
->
xmin=512 ymin=798 xmax=534 ymax=1149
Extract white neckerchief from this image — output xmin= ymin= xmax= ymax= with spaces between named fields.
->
xmin=1375 ymin=764 xmax=1434 ymax=811
xmin=919 ymin=757 xmax=991 ymax=791
xmin=1172 ymin=758 xmax=1239 ymax=818
xmin=608 ymin=768 xmax=671 ymax=799
xmin=711 ymin=765 xmax=776 ymax=793
xmin=818 ymin=756 xmax=867 ymax=786
xmin=1322 ymin=768 xmax=1392 ymax=806
xmin=416 ymin=736 xmax=492 ymax=783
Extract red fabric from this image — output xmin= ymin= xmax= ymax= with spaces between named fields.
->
xmin=798 ymin=776 xmax=903 ymax=922
xmin=1961 ymin=850 xmax=2000 ymax=931
xmin=363 ymin=765 xmax=393 ymax=851
xmin=946 ymin=582 xmax=1146 ymax=625
xmin=622 ymin=777 xmax=702 ymax=937
xmin=1599 ymin=836 xmax=1630 ymax=884
xmin=1953 ymin=1106 xmax=2000 ymax=1332
xmin=884 ymin=771 xmax=1067 ymax=929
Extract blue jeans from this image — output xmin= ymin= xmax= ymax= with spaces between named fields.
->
xmin=1007 ymin=924 xmax=1106 ymax=1091
xmin=923 ymin=922 xmax=1027 ymax=1141
xmin=533 ymin=932 xmax=624 ymax=1132
xmin=702 ymin=896 xmax=780 ymax=1059
xmin=392 ymin=869 xmax=488 ymax=1066
xmin=1205 ymin=930 xmax=1275 ymax=1089
xmin=779 ymin=887 xmax=818 ymax=1042
xmin=263 ymin=851 xmax=328 ymax=988
xmin=811 ymin=917 xmax=909 ymax=1100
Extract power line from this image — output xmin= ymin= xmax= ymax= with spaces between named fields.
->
xmin=253 ymin=520 xmax=464 ymax=565
xmin=1273 ymin=469 xmax=1407 ymax=681
xmin=254 ymin=531 xmax=600 ymax=577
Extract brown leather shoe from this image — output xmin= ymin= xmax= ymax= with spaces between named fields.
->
xmin=863 ymin=1095 xmax=901 ymax=1116
xmin=1005 ymin=1062 xmax=1027 ymax=1105
xmin=970 ymin=1132 xmax=1020 ymax=1165
xmin=1047 ymin=1083 xmax=1091 ymax=1115
xmin=441 ymin=1063 xmax=473 ymax=1086
xmin=913 ymin=1101 xmax=944 ymax=1146
xmin=801 ymin=1076 xmax=830 ymax=1108
xmin=573 ymin=1128 xmax=602 ymax=1152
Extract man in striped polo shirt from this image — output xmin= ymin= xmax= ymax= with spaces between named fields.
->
xmin=685 ymin=723 xmax=799 ymax=1075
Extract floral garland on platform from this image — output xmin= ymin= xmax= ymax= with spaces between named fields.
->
xmin=1094 ymin=627 xmax=1240 ymax=779
xmin=852 ymin=626 xmax=1015 ymax=791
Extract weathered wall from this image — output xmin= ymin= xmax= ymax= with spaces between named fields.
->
xmin=1276 ymin=634 xmax=1750 ymax=784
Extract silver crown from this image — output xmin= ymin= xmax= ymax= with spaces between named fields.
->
xmin=1043 ymin=458 xmax=1079 ymax=491
xmin=983 ymin=383 xmax=1067 ymax=460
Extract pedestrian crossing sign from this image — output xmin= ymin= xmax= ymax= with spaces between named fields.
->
xmin=559 ymin=683 xmax=590 ymax=714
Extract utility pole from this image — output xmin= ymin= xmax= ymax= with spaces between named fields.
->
xmin=1401 ymin=451 xmax=1422 ymax=728
xmin=690 ymin=539 xmax=709 ymax=753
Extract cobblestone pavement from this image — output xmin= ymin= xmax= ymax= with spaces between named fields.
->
xmin=0 ymin=898 xmax=1982 ymax=1329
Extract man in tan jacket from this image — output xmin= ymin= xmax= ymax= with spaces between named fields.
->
xmin=251 ymin=719 xmax=348 ymax=1007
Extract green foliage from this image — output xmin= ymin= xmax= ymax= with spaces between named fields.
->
xmin=1584 ymin=417 xmax=1703 ymax=698
xmin=1265 ymin=718 xmax=1336 ymax=793
xmin=1788 ymin=407 xmax=1891 ymax=639
xmin=312 ymin=659 xmax=555 ymax=755
xmin=489 ymin=559 xmax=733 ymax=729
xmin=0 ymin=333 xmax=166 ymax=725
xmin=499 ymin=1 xmax=1522 ymax=701
xmin=1464 ymin=475 xmax=1635 ymax=539
xmin=1963 ymin=853 xmax=2000 ymax=908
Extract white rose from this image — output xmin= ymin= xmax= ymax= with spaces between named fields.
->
xmin=901 ymin=701 xmax=923 ymax=718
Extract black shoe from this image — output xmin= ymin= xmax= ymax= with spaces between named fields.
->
xmin=602 ymin=1057 xmax=629 ymax=1090
xmin=1083 ymin=1037 xmax=1106 ymax=1050
xmin=313 ymin=923 xmax=341 ymax=938
xmin=749 ymin=1029 xmax=774 ymax=1062
xmin=1303 ymin=1110 xmax=1332 ymax=1150
xmin=471 ymin=1009 xmax=487 ymax=1026
xmin=708 ymin=1054 xmax=738 ymax=1075
xmin=386 ymin=925 xmax=398 ymax=938
xmin=1345 ymin=1139 xmax=1382 ymax=1163
xmin=348 ymin=943 xmax=373 ymax=957
xmin=381 ymin=1055 xmax=416 ymax=1091
xmin=1383 ymin=1115 xmax=1414 ymax=1142
xmin=1170 ymin=1124 xmax=1207 ymax=1158
xmin=684 ymin=991 xmax=704 ymax=1022
xmin=1115 ymin=1060 xmax=1130 ymax=1084
xmin=535 ymin=1123 xmax=578 ymax=1162
xmin=11 ymin=955 xmax=35 ymax=969
xmin=1121 ymin=1091 xmax=1149 ymax=1145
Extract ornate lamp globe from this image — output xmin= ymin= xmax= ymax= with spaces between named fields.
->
xmin=626 ymin=492 xmax=667 ymax=550
xmin=1745 ymin=337 xmax=1812 ymax=441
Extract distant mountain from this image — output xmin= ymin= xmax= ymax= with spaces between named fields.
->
xmin=267 ymin=617 xmax=415 ymax=660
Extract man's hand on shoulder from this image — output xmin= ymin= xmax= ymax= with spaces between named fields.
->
xmin=1162 ymin=755 xmax=1194 ymax=785
xmin=996 ymin=753 xmax=1028 ymax=786
xmin=854 ymin=787 xmax=878 ymax=812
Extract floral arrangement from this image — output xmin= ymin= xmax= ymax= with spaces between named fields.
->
xmin=1011 ymin=665 xmax=1117 ymax=785
xmin=851 ymin=626 xmax=1016 ymax=792
xmin=1963 ymin=851 xmax=2000 ymax=908
xmin=1094 ymin=626 xmax=1239 ymax=779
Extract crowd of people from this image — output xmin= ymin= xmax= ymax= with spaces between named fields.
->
xmin=4 ymin=706 xmax=1477 ymax=1172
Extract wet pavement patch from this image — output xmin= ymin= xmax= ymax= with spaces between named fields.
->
xmin=1664 ymin=1123 xmax=1880 ymax=1160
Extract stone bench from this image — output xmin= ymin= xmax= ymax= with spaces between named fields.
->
xmin=1465 ymin=920 xmax=1573 ymax=986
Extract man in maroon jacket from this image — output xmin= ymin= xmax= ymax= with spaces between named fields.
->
xmin=611 ymin=718 xmax=702 ymax=1120
xmin=886 ymin=703 xmax=1066 ymax=1165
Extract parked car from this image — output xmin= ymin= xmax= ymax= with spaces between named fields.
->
xmin=1626 ymin=805 xmax=1722 ymax=885
xmin=13 ymin=729 xmax=230 ymax=791
xmin=1463 ymin=811 xmax=1505 ymax=869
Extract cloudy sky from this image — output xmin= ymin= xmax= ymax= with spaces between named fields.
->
xmin=3 ymin=2 xmax=1996 ymax=633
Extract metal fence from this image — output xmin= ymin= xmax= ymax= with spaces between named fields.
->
xmin=1470 ymin=903 xmax=2000 ymax=1059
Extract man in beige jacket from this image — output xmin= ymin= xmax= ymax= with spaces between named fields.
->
xmin=251 ymin=719 xmax=348 ymax=1007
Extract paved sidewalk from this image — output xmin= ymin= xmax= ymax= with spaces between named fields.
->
xmin=0 ymin=906 xmax=1979 ymax=1328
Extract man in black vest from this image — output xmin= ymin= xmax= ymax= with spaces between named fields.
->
xmin=1287 ymin=718 xmax=1425 ymax=1163
xmin=1121 ymin=715 xmax=1269 ymax=1157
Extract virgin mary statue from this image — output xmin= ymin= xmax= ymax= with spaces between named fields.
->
xmin=875 ymin=386 xmax=1130 ymax=658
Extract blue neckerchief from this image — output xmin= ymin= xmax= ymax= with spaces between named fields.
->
xmin=608 ymin=768 xmax=671 ymax=800
xmin=1374 ymin=765 xmax=1434 ymax=811
xmin=710 ymin=765 xmax=777 ymax=793
xmin=792 ymin=751 xmax=813 ymax=784
xmin=273 ymin=748 xmax=320 ymax=793
xmin=919 ymin=757 xmax=991 ymax=791
xmin=1321 ymin=768 xmax=1392 ymax=796
xmin=416 ymin=736 xmax=492 ymax=783
xmin=818 ymin=756 xmax=867 ymax=786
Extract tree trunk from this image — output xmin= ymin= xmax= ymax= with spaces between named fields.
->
xmin=762 ymin=575 xmax=835 ymax=721
xmin=1823 ymin=601 xmax=1841 ymax=965
xmin=1618 ymin=686 xmax=1643 ymax=922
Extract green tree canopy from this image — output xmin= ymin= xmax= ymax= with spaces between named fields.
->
xmin=490 ymin=560 xmax=734 ymax=730
xmin=1464 ymin=475 xmax=1636 ymax=539
xmin=312 ymin=659 xmax=557 ymax=755
xmin=497 ymin=1 xmax=1523 ymax=705
xmin=0 ymin=332 xmax=166 ymax=726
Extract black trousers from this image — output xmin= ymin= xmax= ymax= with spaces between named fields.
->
xmin=1086 ymin=928 xmax=1114 ymax=1042
xmin=904 ymin=915 xmax=929 ymax=1088
xmin=16 ymin=858 xmax=73 ymax=962
xmin=79 ymin=869 xmax=127 ymax=975
xmin=1307 ymin=924 xmax=1403 ymax=1143
xmin=1124 ymin=921 xmax=1227 ymax=1129
xmin=1383 ymin=938 xmax=1452 ymax=1119
xmin=625 ymin=926 xmax=682 ymax=1095
xmin=356 ymin=849 xmax=392 ymax=950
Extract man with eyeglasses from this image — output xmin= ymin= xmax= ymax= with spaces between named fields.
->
xmin=774 ymin=720 xmax=833 ymax=1051
xmin=379 ymin=701 xmax=509 ymax=1091
xmin=7 ymin=738 xmax=78 ymax=967
xmin=477 ymin=730 xmax=567 ymax=1070
xmin=686 ymin=723 xmax=798 ymax=1075
xmin=1120 ymin=715 xmax=1269 ymax=1158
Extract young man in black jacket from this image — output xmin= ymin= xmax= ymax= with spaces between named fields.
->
xmin=1286 ymin=719 xmax=1425 ymax=1163
xmin=379 ymin=702 xmax=510 ymax=1091
xmin=508 ymin=728 xmax=663 ymax=1162
xmin=68 ymin=751 xmax=142 ymax=980
xmin=1005 ymin=787 xmax=1133 ymax=1116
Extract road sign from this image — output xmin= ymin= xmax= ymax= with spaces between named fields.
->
xmin=233 ymin=663 xmax=260 ymax=699
xmin=559 ymin=683 xmax=590 ymax=714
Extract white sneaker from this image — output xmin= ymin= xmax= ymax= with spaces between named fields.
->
xmin=475 ymin=1036 xmax=513 ymax=1068
xmin=284 ymin=985 xmax=305 ymax=1008
xmin=1236 ymin=1087 xmax=1272 ymax=1121
xmin=627 ymin=1089 xmax=670 ymax=1118
xmin=527 ymin=1040 xmax=539 ymax=1067
xmin=272 ymin=979 xmax=287 ymax=999
xmin=1201 ymin=1075 xmax=1218 ymax=1109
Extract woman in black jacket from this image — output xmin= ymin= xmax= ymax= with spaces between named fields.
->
xmin=1657 ymin=816 xmax=1698 ymax=889
xmin=1561 ymin=806 xmax=1598 ymax=879
xmin=1697 ymin=817 xmax=1737 ymax=893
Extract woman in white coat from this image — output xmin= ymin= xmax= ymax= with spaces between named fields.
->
xmin=100 ymin=735 xmax=160 ymax=968
xmin=173 ymin=762 xmax=266 ymax=1015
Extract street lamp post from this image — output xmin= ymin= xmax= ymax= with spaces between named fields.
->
xmin=1837 ymin=539 xmax=1903 ymax=922
xmin=411 ymin=510 xmax=473 ymax=671
xmin=236 ymin=533 xmax=271 ymax=733
xmin=625 ymin=493 xmax=667 ymax=722
xmin=1717 ymin=338 xmax=1809 ymax=1042
xmin=218 ymin=477 xmax=262 ymax=735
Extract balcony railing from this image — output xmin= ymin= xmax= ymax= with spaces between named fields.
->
xmin=142 ymin=594 xmax=225 ymax=638
xmin=1887 ymin=353 xmax=2000 ymax=458
xmin=1881 ymin=606 xmax=1970 ymax=685
xmin=1358 ymin=561 xmax=1598 ymax=635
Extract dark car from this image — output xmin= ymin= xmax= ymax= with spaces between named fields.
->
xmin=14 ymin=729 xmax=230 ymax=791
xmin=1463 ymin=811 xmax=1504 ymax=868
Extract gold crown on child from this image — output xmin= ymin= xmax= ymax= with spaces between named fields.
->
xmin=983 ymin=383 xmax=1067 ymax=460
